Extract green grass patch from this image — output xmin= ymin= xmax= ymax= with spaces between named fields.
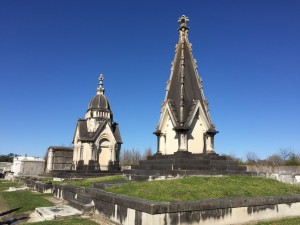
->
xmin=53 ymin=175 xmax=125 ymax=187
xmin=0 ymin=191 xmax=54 ymax=214
xmin=23 ymin=217 xmax=99 ymax=225
xmin=0 ymin=179 xmax=21 ymax=191
xmin=254 ymin=217 xmax=300 ymax=225
xmin=106 ymin=176 xmax=300 ymax=201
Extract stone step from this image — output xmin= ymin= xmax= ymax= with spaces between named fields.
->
xmin=175 ymin=164 xmax=247 ymax=171
xmin=44 ymin=171 xmax=122 ymax=179
xmin=124 ymin=169 xmax=255 ymax=181
xmin=92 ymin=180 xmax=130 ymax=189
xmin=124 ymin=169 xmax=161 ymax=176
xmin=131 ymin=164 xmax=173 ymax=170
xmin=131 ymin=163 xmax=246 ymax=172
xmin=138 ymin=158 xmax=238 ymax=167
xmin=139 ymin=159 xmax=176 ymax=164
xmin=147 ymin=153 xmax=227 ymax=161
xmin=124 ymin=174 xmax=153 ymax=181
xmin=126 ymin=153 xmax=251 ymax=181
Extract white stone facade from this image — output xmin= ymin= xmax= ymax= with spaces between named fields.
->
xmin=72 ymin=75 xmax=122 ymax=171
xmin=11 ymin=156 xmax=45 ymax=176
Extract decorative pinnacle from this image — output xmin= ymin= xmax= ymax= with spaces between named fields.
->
xmin=178 ymin=15 xmax=190 ymax=32
xmin=97 ymin=74 xmax=105 ymax=95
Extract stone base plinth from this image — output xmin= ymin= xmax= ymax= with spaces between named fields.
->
xmin=124 ymin=152 xmax=254 ymax=181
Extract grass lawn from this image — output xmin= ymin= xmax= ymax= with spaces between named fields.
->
xmin=22 ymin=217 xmax=99 ymax=225
xmin=0 ymin=191 xmax=54 ymax=214
xmin=0 ymin=179 xmax=21 ymax=191
xmin=254 ymin=217 xmax=300 ymax=225
xmin=106 ymin=176 xmax=300 ymax=201
xmin=0 ymin=180 xmax=98 ymax=224
xmin=53 ymin=175 xmax=125 ymax=187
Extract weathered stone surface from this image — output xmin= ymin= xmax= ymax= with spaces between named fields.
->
xmin=92 ymin=180 xmax=130 ymax=189
xmin=5 ymin=186 xmax=30 ymax=192
xmin=22 ymin=177 xmax=300 ymax=224
xmin=35 ymin=205 xmax=82 ymax=220
xmin=125 ymin=153 xmax=253 ymax=181
xmin=247 ymin=166 xmax=300 ymax=185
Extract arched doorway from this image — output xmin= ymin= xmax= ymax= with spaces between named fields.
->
xmin=98 ymin=139 xmax=111 ymax=170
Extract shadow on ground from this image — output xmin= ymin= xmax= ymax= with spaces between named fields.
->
xmin=0 ymin=208 xmax=28 ymax=225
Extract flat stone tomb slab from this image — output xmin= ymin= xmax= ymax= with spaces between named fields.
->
xmin=5 ymin=186 xmax=30 ymax=192
xmin=35 ymin=205 xmax=82 ymax=220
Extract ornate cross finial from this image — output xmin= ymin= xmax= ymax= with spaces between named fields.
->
xmin=97 ymin=74 xmax=105 ymax=95
xmin=178 ymin=15 xmax=190 ymax=32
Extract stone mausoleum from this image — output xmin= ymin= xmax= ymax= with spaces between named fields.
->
xmin=45 ymin=146 xmax=73 ymax=172
xmin=11 ymin=156 xmax=45 ymax=176
xmin=124 ymin=16 xmax=249 ymax=180
xmin=72 ymin=75 xmax=122 ymax=171
xmin=154 ymin=15 xmax=218 ymax=155
xmin=45 ymin=75 xmax=122 ymax=173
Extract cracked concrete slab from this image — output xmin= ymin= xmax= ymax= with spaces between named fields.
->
xmin=35 ymin=205 xmax=82 ymax=220
xmin=4 ymin=186 xmax=30 ymax=192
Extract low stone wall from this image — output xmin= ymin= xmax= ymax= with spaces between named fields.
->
xmin=22 ymin=178 xmax=53 ymax=193
xmin=247 ymin=166 xmax=300 ymax=185
xmin=54 ymin=184 xmax=300 ymax=225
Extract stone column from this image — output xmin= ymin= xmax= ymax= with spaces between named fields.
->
xmin=205 ymin=131 xmax=218 ymax=154
xmin=46 ymin=149 xmax=53 ymax=172
xmin=111 ymin=144 xmax=115 ymax=162
xmin=206 ymin=135 xmax=213 ymax=153
xmin=160 ymin=134 xmax=166 ymax=154
xmin=90 ymin=143 xmax=95 ymax=160
xmin=153 ymin=131 xmax=163 ymax=155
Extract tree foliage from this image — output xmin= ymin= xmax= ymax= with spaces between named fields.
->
xmin=120 ymin=147 xmax=153 ymax=166
xmin=244 ymin=148 xmax=300 ymax=166
xmin=221 ymin=154 xmax=243 ymax=165
xmin=264 ymin=154 xmax=284 ymax=166
xmin=0 ymin=153 xmax=18 ymax=162
xmin=245 ymin=152 xmax=259 ymax=165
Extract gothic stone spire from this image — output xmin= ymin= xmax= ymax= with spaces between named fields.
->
xmin=155 ymin=15 xmax=217 ymax=153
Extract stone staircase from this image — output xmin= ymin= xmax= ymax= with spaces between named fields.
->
xmin=124 ymin=152 xmax=255 ymax=181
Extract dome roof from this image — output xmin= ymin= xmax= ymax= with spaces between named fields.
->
xmin=88 ymin=94 xmax=111 ymax=111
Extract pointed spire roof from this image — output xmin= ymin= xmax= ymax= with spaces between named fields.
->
xmin=165 ymin=15 xmax=211 ymax=129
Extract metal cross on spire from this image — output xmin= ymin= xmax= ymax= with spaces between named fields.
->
xmin=178 ymin=15 xmax=190 ymax=33
xmin=97 ymin=74 xmax=105 ymax=95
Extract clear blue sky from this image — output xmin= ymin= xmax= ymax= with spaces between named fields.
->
xmin=0 ymin=0 xmax=299 ymax=160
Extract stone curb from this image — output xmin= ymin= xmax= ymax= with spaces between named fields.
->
xmin=56 ymin=184 xmax=300 ymax=215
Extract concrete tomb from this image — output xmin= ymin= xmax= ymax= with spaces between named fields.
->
xmin=35 ymin=205 xmax=82 ymax=221
xmin=11 ymin=155 xmax=45 ymax=177
xmin=124 ymin=15 xmax=251 ymax=180
xmin=45 ymin=146 xmax=73 ymax=172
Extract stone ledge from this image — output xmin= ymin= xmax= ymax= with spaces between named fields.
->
xmin=83 ymin=187 xmax=300 ymax=215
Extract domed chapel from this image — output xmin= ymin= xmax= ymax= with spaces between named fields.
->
xmin=72 ymin=75 xmax=122 ymax=171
